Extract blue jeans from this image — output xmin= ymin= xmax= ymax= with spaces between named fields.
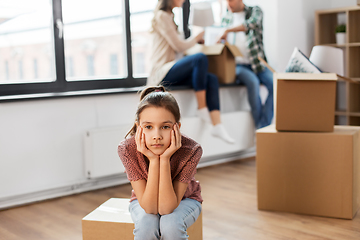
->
xmin=161 ymin=53 xmax=220 ymax=111
xmin=129 ymin=198 xmax=202 ymax=240
xmin=236 ymin=64 xmax=273 ymax=129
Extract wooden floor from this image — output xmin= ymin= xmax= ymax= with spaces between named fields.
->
xmin=0 ymin=158 xmax=359 ymax=240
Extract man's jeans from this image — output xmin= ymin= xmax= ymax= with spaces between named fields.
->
xmin=236 ymin=64 xmax=273 ymax=129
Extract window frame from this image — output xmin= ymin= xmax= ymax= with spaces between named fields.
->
xmin=0 ymin=0 xmax=191 ymax=101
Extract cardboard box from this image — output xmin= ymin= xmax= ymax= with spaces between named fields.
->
xmin=256 ymin=125 xmax=360 ymax=219
xmin=274 ymin=72 xmax=337 ymax=132
xmin=82 ymin=198 xmax=203 ymax=240
xmin=186 ymin=43 xmax=242 ymax=84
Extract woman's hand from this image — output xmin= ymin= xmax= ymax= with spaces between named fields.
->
xmin=196 ymin=30 xmax=205 ymax=43
xmin=135 ymin=126 xmax=159 ymax=161
xmin=160 ymin=123 xmax=182 ymax=160
xmin=192 ymin=26 xmax=205 ymax=43
xmin=197 ymin=39 xmax=205 ymax=44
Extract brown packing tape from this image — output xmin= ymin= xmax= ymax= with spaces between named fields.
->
xmin=336 ymin=74 xmax=360 ymax=84
xmin=258 ymin=56 xmax=276 ymax=73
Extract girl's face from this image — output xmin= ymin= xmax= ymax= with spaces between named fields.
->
xmin=138 ymin=106 xmax=178 ymax=156
xmin=173 ymin=0 xmax=185 ymax=8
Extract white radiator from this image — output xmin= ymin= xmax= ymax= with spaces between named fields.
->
xmin=84 ymin=124 xmax=132 ymax=179
xmin=84 ymin=111 xmax=255 ymax=179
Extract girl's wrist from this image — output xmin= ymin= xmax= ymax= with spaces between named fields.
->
xmin=148 ymin=156 xmax=160 ymax=163
xmin=159 ymin=156 xmax=171 ymax=162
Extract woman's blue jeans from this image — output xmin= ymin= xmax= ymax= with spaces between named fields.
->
xmin=129 ymin=198 xmax=202 ymax=240
xmin=161 ymin=53 xmax=220 ymax=111
xmin=235 ymin=64 xmax=273 ymax=129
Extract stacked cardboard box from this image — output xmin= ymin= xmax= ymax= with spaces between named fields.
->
xmin=274 ymin=73 xmax=337 ymax=132
xmin=257 ymin=73 xmax=360 ymax=219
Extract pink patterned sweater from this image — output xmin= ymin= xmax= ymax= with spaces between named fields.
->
xmin=118 ymin=134 xmax=203 ymax=203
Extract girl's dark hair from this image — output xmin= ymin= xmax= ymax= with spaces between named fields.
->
xmin=125 ymin=85 xmax=181 ymax=138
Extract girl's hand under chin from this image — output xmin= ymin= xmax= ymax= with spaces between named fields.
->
xmin=135 ymin=126 xmax=159 ymax=161
xmin=160 ymin=123 xmax=182 ymax=160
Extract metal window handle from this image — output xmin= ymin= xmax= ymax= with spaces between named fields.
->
xmin=55 ymin=19 xmax=63 ymax=39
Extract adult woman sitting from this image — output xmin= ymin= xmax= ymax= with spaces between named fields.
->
xmin=147 ymin=0 xmax=234 ymax=144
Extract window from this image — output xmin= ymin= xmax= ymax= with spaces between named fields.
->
xmin=0 ymin=0 xmax=191 ymax=98
xmin=134 ymin=52 xmax=145 ymax=75
xmin=5 ymin=61 xmax=9 ymax=80
xmin=33 ymin=59 xmax=38 ymax=78
xmin=18 ymin=60 xmax=23 ymax=80
xmin=129 ymin=0 xmax=157 ymax=78
xmin=66 ymin=56 xmax=74 ymax=77
xmin=86 ymin=55 xmax=95 ymax=76
xmin=110 ymin=54 xmax=118 ymax=75
xmin=0 ymin=0 xmax=56 ymax=84
xmin=62 ymin=0 xmax=127 ymax=81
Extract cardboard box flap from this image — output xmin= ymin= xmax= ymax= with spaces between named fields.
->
xmin=275 ymin=72 xmax=338 ymax=81
xmin=186 ymin=43 xmax=243 ymax=56
xmin=202 ymin=44 xmax=226 ymax=55
xmin=185 ymin=44 xmax=225 ymax=56
xmin=225 ymin=42 xmax=243 ymax=57
xmin=258 ymin=57 xmax=359 ymax=84
xmin=258 ymin=124 xmax=360 ymax=135
xmin=83 ymin=198 xmax=133 ymax=223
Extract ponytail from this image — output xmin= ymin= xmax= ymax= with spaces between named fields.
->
xmin=139 ymin=85 xmax=166 ymax=101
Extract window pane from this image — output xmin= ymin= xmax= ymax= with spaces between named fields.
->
xmin=110 ymin=54 xmax=118 ymax=75
xmin=130 ymin=1 xmax=183 ymax=78
xmin=62 ymin=0 xmax=127 ymax=81
xmin=0 ymin=0 xmax=56 ymax=84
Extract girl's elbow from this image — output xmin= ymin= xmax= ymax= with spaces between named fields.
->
xmin=158 ymin=203 xmax=177 ymax=215
xmin=159 ymin=208 xmax=174 ymax=215
xmin=144 ymin=208 xmax=158 ymax=215
xmin=141 ymin=203 xmax=158 ymax=214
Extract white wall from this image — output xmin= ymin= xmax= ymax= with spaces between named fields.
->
xmin=331 ymin=0 xmax=357 ymax=8
xmin=0 ymin=93 xmax=138 ymax=198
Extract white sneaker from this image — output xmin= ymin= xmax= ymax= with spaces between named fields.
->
xmin=211 ymin=124 xmax=235 ymax=144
